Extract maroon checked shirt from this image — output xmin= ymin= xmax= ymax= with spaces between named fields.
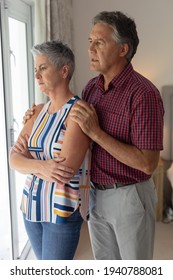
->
xmin=82 ymin=63 xmax=164 ymax=185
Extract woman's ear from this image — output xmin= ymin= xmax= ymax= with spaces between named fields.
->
xmin=62 ymin=65 xmax=69 ymax=79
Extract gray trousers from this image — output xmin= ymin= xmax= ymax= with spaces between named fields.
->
xmin=88 ymin=179 xmax=157 ymax=260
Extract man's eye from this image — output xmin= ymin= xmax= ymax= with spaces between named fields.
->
xmin=96 ymin=40 xmax=104 ymax=47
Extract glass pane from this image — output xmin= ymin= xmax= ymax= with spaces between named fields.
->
xmin=0 ymin=34 xmax=12 ymax=260
xmin=8 ymin=17 xmax=30 ymax=257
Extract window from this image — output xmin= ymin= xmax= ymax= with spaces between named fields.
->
xmin=0 ymin=0 xmax=34 ymax=259
xmin=0 ymin=21 xmax=12 ymax=260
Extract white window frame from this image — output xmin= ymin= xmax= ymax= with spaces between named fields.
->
xmin=0 ymin=0 xmax=34 ymax=259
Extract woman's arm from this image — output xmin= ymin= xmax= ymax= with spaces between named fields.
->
xmin=9 ymin=104 xmax=44 ymax=174
xmin=9 ymin=104 xmax=78 ymax=184
xmin=10 ymin=135 xmax=74 ymax=183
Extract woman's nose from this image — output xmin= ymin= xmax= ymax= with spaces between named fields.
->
xmin=35 ymin=71 xmax=40 ymax=79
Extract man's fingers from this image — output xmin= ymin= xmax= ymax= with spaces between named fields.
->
xmin=76 ymin=100 xmax=89 ymax=108
xmin=75 ymin=101 xmax=92 ymax=113
xmin=31 ymin=103 xmax=36 ymax=109
xmin=22 ymin=113 xmax=33 ymax=124
xmin=70 ymin=102 xmax=95 ymax=120
xmin=22 ymin=104 xmax=36 ymax=124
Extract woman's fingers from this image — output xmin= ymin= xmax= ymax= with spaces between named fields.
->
xmin=54 ymin=157 xmax=74 ymax=174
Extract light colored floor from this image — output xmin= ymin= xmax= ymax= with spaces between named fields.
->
xmin=27 ymin=221 xmax=173 ymax=260
xmin=153 ymin=221 xmax=173 ymax=259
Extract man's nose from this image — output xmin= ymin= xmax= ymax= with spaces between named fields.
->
xmin=88 ymin=42 xmax=95 ymax=52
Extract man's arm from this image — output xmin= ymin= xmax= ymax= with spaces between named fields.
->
xmin=69 ymin=100 xmax=160 ymax=175
xmin=59 ymin=110 xmax=91 ymax=175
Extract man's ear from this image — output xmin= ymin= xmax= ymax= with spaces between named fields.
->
xmin=120 ymin=43 xmax=129 ymax=57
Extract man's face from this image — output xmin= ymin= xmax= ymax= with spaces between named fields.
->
xmin=88 ymin=23 xmax=126 ymax=76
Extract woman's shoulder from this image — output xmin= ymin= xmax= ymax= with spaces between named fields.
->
xmin=31 ymin=103 xmax=45 ymax=122
xmin=35 ymin=103 xmax=45 ymax=112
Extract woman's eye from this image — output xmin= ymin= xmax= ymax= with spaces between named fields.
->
xmin=34 ymin=66 xmax=47 ymax=74
xmin=40 ymin=67 xmax=46 ymax=71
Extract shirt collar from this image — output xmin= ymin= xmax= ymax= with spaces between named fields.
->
xmin=95 ymin=63 xmax=134 ymax=91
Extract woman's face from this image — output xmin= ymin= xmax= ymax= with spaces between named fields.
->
xmin=34 ymin=54 xmax=62 ymax=93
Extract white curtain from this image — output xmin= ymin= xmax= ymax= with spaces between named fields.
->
xmin=34 ymin=0 xmax=46 ymax=44
xmin=33 ymin=0 xmax=75 ymax=103
xmin=160 ymin=86 xmax=173 ymax=161
xmin=46 ymin=0 xmax=73 ymax=46
xmin=46 ymin=0 xmax=75 ymax=92
xmin=33 ymin=0 xmax=47 ymax=104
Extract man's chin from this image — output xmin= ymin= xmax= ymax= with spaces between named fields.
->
xmin=90 ymin=66 xmax=100 ymax=72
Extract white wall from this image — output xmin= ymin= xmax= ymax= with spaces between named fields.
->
xmin=72 ymin=0 xmax=173 ymax=95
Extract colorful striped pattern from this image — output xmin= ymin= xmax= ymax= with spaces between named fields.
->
xmin=21 ymin=96 xmax=91 ymax=223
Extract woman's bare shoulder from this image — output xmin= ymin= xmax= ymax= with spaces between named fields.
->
xmin=35 ymin=103 xmax=45 ymax=112
xmin=32 ymin=103 xmax=45 ymax=119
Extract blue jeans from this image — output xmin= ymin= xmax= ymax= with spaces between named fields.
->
xmin=23 ymin=210 xmax=83 ymax=260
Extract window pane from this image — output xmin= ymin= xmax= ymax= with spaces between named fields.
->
xmin=8 ymin=17 xmax=30 ymax=257
xmin=0 ymin=35 xmax=12 ymax=260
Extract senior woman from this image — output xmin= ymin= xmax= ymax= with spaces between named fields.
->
xmin=9 ymin=40 xmax=91 ymax=260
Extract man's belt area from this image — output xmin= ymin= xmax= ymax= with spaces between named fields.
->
xmin=91 ymin=181 xmax=135 ymax=190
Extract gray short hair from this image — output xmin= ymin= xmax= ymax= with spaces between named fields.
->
xmin=31 ymin=40 xmax=75 ymax=81
xmin=93 ymin=11 xmax=139 ymax=62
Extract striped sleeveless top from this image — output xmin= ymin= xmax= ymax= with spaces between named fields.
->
xmin=21 ymin=96 xmax=91 ymax=223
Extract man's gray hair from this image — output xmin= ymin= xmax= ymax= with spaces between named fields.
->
xmin=31 ymin=40 xmax=75 ymax=81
